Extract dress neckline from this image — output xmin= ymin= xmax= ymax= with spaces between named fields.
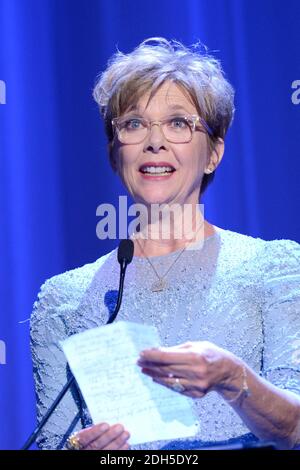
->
xmin=132 ymin=226 xmax=223 ymax=262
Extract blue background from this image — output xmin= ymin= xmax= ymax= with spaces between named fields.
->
xmin=0 ymin=0 xmax=299 ymax=449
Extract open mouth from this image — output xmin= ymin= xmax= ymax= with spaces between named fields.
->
xmin=139 ymin=163 xmax=176 ymax=177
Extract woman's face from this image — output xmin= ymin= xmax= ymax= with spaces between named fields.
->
xmin=112 ymin=81 xmax=223 ymax=207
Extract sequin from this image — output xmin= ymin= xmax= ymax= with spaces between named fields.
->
xmin=30 ymin=228 xmax=300 ymax=449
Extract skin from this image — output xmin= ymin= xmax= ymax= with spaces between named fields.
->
xmin=112 ymin=82 xmax=223 ymax=210
xmin=74 ymin=81 xmax=223 ymax=450
xmin=75 ymin=423 xmax=130 ymax=451
xmin=111 ymin=81 xmax=224 ymax=256
xmin=137 ymin=344 xmax=300 ymax=449
xmin=73 ymin=81 xmax=300 ymax=450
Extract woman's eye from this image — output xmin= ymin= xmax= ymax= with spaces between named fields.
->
xmin=170 ymin=118 xmax=187 ymax=128
xmin=125 ymin=119 xmax=143 ymax=129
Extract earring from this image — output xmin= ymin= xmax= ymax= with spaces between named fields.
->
xmin=205 ymin=168 xmax=213 ymax=174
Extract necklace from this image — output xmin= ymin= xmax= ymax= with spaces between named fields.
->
xmin=133 ymin=222 xmax=204 ymax=292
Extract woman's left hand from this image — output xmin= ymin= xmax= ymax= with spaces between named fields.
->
xmin=137 ymin=341 xmax=242 ymax=398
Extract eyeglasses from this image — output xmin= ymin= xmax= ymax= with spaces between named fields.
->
xmin=111 ymin=114 xmax=213 ymax=145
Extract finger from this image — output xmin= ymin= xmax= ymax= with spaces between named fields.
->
xmin=181 ymin=390 xmax=207 ymax=399
xmin=153 ymin=376 xmax=210 ymax=397
xmin=152 ymin=376 xmax=190 ymax=391
xmin=119 ymin=442 xmax=131 ymax=450
xmin=139 ymin=349 xmax=196 ymax=365
xmin=102 ymin=431 xmax=130 ymax=451
xmin=83 ymin=424 xmax=124 ymax=450
xmin=140 ymin=364 xmax=200 ymax=379
xmin=78 ymin=423 xmax=110 ymax=448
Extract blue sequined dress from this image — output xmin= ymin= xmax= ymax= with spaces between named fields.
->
xmin=30 ymin=228 xmax=300 ymax=449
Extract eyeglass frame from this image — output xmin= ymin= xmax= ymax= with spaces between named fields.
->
xmin=111 ymin=114 xmax=214 ymax=144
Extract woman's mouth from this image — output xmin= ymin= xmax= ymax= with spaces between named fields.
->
xmin=139 ymin=163 xmax=176 ymax=179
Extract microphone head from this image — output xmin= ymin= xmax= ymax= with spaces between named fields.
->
xmin=117 ymin=239 xmax=134 ymax=265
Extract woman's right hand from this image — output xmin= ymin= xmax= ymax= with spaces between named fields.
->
xmin=71 ymin=422 xmax=131 ymax=450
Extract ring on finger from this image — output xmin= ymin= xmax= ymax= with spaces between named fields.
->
xmin=171 ymin=378 xmax=185 ymax=393
xmin=66 ymin=432 xmax=83 ymax=450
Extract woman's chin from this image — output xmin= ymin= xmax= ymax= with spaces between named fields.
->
xmin=136 ymin=194 xmax=175 ymax=207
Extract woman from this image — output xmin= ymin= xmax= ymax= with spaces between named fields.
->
xmin=30 ymin=38 xmax=300 ymax=450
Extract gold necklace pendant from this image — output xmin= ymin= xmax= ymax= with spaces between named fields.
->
xmin=151 ymin=278 xmax=168 ymax=292
xmin=133 ymin=222 xmax=204 ymax=293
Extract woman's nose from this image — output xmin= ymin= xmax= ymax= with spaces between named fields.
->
xmin=143 ymin=123 xmax=168 ymax=153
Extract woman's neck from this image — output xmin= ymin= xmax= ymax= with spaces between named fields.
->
xmin=131 ymin=218 xmax=217 ymax=258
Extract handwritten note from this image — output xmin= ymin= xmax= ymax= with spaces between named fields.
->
xmin=61 ymin=321 xmax=198 ymax=445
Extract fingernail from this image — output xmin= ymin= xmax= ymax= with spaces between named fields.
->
xmin=99 ymin=423 xmax=109 ymax=432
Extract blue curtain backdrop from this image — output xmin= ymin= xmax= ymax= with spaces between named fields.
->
xmin=0 ymin=0 xmax=299 ymax=450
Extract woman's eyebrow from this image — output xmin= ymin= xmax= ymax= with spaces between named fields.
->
xmin=125 ymin=104 xmax=191 ymax=115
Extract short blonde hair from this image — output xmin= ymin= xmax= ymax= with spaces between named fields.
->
xmin=93 ymin=37 xmax=235 ymax=193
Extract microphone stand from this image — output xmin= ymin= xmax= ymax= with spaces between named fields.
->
xmin=21 ymin=240 xmax=134 ymax=450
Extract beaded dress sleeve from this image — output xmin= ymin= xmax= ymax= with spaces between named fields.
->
xmin=260 ymin=239 xmax=300 ymax=396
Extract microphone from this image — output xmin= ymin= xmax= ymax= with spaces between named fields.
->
xmin=109 ymin=239 xmax=134 ymax=323
xmin=21 ymin=239 xmax=134 ymax=450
